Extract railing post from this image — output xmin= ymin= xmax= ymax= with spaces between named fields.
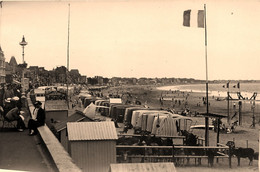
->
xmin=172 ymin=144 xmax=175 ymax=164
xmin=228 ymin=145 xmax=232 ymax=168
xmin=143 ymin=146 xmax=146 ymax=163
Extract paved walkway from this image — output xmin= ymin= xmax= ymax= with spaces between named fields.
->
xmin=0 ymin=101 xmax=82 ymax=172
xmin=0 ymin=128 xmax=56 ymax=172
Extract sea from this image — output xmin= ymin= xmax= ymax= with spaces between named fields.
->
xmin=157 ymin=82 xmax=260 ymax=101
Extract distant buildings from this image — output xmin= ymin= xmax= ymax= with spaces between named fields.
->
xmin=2 ymin=54 xmax=88 ymax=87
xmin=1 ymin=46 xmax=208 ymax=87
xmin=0 ymin=46 xmax=5 ymax=84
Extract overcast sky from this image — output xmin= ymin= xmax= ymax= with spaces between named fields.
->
xmin=0 ymin=0 xmax=259 ymax=80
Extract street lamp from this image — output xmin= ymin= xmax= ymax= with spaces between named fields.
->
xmin=19 ymin=35 xmax=27 ymax=64
xmin=19 ymin=35 xmax=27 ymax=95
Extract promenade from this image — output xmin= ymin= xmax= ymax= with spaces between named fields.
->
xmin=0 ymin=128 xmax=56 ymax=172
xmin=0 ymin=99 xmax=83 ymax=172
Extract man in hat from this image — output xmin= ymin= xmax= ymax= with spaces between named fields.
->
xmin=4 ymin=106 xmax=26 ymax=131
xmin=28 ymin=101 xmax=45 ymax=136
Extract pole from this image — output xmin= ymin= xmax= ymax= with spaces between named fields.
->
xmin=216 ymin=117 xmax=220 ymax=163
xmin=238 ymin=101 xmax=242 ymax=125
xmin=252 ymin=100 xmax=255 ymax=128
xmin=217 ymin=118 xmax=220 ymax=144
xmin=227 ymin=91 xmax=230 ymax=125
xmin=204 ymin=4 xmax=209 ymax=146
xmin=22 ymin=46 xmax=24 ymax=63
xmin=66 ymin=3 xmax=70 ymax=109
xmin=21 ymin=46 xmax=24 ymax=93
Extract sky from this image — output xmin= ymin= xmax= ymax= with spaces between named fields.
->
xmin=0 ymin=0 xmax=260 ymax=80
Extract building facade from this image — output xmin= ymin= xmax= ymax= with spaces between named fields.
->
xmin=0 ymin=46 xmax=5 ymax=84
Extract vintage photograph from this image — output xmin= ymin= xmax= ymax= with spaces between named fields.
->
xmin=0 ymin=0 xmax=259 ymax=171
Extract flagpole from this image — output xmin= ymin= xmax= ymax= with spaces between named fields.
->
xmin=66 ymin=3 xmax=70 ymax=109
xmin=204 ymin=4 xmax=209 ymax=146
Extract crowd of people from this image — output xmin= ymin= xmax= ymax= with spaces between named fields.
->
xmin=0 ymin=83 xmax=45 ymax=135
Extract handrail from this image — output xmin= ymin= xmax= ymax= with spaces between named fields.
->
xmin=116 ymin=145 xmax=229 ymax=149
xmin=117 ymin=133 xmax=185 ymax=139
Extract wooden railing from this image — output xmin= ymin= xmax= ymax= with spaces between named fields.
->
xmin=116 ymin=144 xmax=231 ymax=168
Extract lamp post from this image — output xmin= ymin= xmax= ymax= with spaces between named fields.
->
xmin=19 ymin=35 xmax=27 ymax=94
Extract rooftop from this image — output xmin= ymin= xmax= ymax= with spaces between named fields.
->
xmin=67 ymin=121 xmax=118 ymax=141
xmin=54 ymin=110 xmax=94 ymax=132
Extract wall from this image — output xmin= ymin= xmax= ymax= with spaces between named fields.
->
xmin=70 ymin=140 xmax=116 ymax=172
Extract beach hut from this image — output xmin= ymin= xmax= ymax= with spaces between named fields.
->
xmin=44 ymin=100 xmax=68 ymax=127
xmin=67 ymin=122 xmax=118 ymax=172
xmin=100 ymin=101 xmax=110 ymax=116
xmin=132 ymin=110 xmax=168 ymax=130
xmin=110 ymin=105 xmax=135 ymax=122
xmin=53 ymin=110 xmax=94 ymax=151
xmin=123 ymin=107 xmax=147 ymax=127
xmin=109 ymin=163 xmax=176 ymax=172
xmin=151 ymin=113 xmax=192 ymax=136
xmin=83 ymin=97 xmax=95 ymax=108
xmin=95 ymin=100 xmax=110 ymax=116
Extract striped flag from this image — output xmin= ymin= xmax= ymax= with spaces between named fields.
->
xmin=183 ymin=9 xmax=204 ymax=28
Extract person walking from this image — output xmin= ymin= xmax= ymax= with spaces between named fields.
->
xmin=28 ymin=101 xmax=45 ymax=136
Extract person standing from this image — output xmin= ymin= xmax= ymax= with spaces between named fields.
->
xmin=3 ymin=84 xmax=15 ymax=115
xmin=28 ymin=101 xmax=45 ymax=136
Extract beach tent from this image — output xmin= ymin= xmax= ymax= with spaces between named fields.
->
xmin=154 ymin=114 xmax=192 ymax=136
xmin=151 ymin=115 xmax=169 ymax=135
xmin=156 ymin=116 xmax=178 ymax=136
xmin=132 ymin=110 xmax=168 ymax=129
xmin=146 ymin=113 xmax=159 ymax=133
xmin=146 ymin=112 xmax=173 ymax=133
xmin=155 ymin=115 xmax=192 ymax=136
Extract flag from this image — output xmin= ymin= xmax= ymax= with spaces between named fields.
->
xmin=183 ymin=9 xmax=204 ymax=28
xmin=183 ymin=10 xmax=191 ymax=27
xmin=197 ymin=10 xmax=204 ymax=28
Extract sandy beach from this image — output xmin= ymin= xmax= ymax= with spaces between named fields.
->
xmin=102 ymin=84 xmax=259 ymax=152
